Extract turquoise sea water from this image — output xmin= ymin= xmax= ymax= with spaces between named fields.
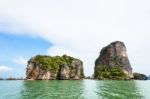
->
xmin=0 ymin=80 xmax=149 ymax=99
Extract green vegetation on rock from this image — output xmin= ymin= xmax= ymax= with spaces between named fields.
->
xmin=26 ymin=54 xmax=84 ymax=80
xmin=94 ymin=65 xmax=127 ymax=80
xmin=94 ymin=41 xmax=133 ymax=80
xmin=34 ymin=54 xmax=77 ymax=72
xmin=133 ymin=73 xmax=147 ymax=80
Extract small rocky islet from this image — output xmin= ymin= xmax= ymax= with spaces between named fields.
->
xmin=133 ymin=73 xmax=148 ymax=80
xmin=26 ymin=41 xmax=148 ymax=80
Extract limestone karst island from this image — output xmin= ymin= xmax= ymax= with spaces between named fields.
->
xmin=26 ymin=41 xmax=147 ymax=80
xmin=94 ymin=41 xmax=133 ymax=80
xmin=26 ymin=55 xmax=84 ymax=80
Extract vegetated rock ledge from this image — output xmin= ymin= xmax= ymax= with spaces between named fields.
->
xmin=94 ymin=41 xmax=133 ymax=80
xmin=26 ymin=55 xmax=84 ymax=80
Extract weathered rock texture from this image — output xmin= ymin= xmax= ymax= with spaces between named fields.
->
xmin=26 ymin=55 xmax=84 ymax=80
xmin=94 ymin=41 xmax=133 ymax=80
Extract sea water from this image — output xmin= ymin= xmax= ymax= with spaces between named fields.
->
xmin=0 ymin=80 xmax=149 ymax=99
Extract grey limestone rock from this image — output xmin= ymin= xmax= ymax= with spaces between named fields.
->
xmin=94 ymin=41 xmax=133 ymax=79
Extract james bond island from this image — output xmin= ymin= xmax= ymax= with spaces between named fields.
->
xmin=26 ymin=55 xmax=84 ymax=80
xmin=94 ymin=41 xmax=133 ymax=80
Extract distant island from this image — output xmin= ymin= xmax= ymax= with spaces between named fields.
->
xmin=148 ymin=75 xmax=150 ymax=80
xmin=0 ymin=77 xmax=26 ymax=80
xmin=133 ymin=73 xmax=148 ymax=80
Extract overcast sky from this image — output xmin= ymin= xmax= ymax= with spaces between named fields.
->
xmin=0 ymin=0 xmax=150 ymax=77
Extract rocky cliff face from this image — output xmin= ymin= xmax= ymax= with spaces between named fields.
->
xmin=94 ymin=41 xmax=133 ymax=80
xmin=26 ymin=55 xmax=84 ymax=80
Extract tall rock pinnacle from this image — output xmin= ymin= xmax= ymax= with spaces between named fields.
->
xmin=94 ymin=41 xmax=133 ymax=80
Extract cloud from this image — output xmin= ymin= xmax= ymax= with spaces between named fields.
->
xmin=0 ymin=0 xmax=150 ymax=75
xmin=12 ymin=56 xmax=28 ymax=65
xmin=0 ymin=66 xmax=13 ymax=73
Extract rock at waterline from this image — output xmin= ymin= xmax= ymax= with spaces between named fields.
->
xmin=94 ymin=41 xmax=133 ymax=80
xmin=26 ymin=55 xmax=84 ymax=80
xmin=133 ymin=73 xmax=148 ymax=80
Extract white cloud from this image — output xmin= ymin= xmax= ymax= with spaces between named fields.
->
xmin=12 ymin=56 xmax=28 ymax=65
xmin=0 ymin=0 xmax=150 ymax=75
xmin=0 ymin=66 xmax=13 ymax=73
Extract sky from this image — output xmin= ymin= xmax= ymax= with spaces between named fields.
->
xmin=0 ymin=0 xmax=150 ymax=78
xmin=0 ymin=33 xmax=50 ymax=78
